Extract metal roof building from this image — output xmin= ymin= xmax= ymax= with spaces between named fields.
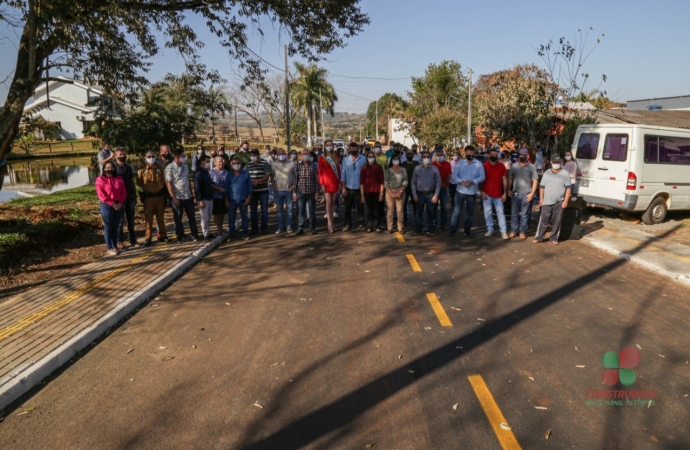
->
xmin=626 ymin=95 xmax=690 ymax=111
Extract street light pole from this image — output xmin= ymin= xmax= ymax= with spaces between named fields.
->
xmin=467 ymin=68 xmax=472 ymax=145
xmin=285 ymin=44 xmax=291 ymax=153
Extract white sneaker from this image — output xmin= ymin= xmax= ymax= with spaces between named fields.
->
xmin=334 ymin=212 xmax=339 ymax=218
xmin=485 ymin=231 xmax=493 ymax=237
xmin=501 ymin=232 xmax=510 ymax=240
xmin=324 ymin=213 xmax=328 ymax=218
xmin=275 ymin=229 xmax=283 ymax=234
xmin=287 ymin=226 xmax=294 ymax=233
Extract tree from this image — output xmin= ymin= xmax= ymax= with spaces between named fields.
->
xmin=403 ymin=60 xmax=468 ymax=146
xmin=229 ymin=84 xmax=267 ymax=143
xmin=0 ymin=0 xmax=369 ymax=191
xmin=13 ymin=116 xmax=61 ymax=154
xmin=365 ymin=93 xmax=407 ymax=137
xmin=205 ymin=85 xmax=230 ymax=138
xmin=290 ymin=62 xmax=337 ymax=146
xmin=253 ymin=73 xmax=298 ymax=140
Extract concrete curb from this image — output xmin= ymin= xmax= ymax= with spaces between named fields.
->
xmin=582 ymin=234 xmax=690 ymax=288
xmin=0 ymin=234 xmax=226 ymax=411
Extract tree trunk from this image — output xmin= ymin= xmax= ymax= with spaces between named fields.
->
xmin=306 ymin=103 xmax=312 ymax=147
xmin=211 ymin=114 xmax=216 ymax=138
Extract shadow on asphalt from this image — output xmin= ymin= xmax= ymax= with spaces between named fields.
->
xmin=236 ymin=223 xmax=683 ymax=450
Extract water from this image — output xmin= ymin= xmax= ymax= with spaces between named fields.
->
xmin=1 ymin=157 xmax=144 ymax=203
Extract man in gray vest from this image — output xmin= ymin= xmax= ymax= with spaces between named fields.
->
xmin=533 ymin=154 xmax=572 ymax=245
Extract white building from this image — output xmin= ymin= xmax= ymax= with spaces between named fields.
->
xmin=388 ymin=118 xmax=417 ymax=147
xmin=23 ymin=76 xmax=108 ymax=139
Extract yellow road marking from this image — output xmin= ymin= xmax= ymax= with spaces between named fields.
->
xmin=395 ymin=231 xmax=405 ymax=243
xmin=406 ymin=254 xmax=422 ymax=272
xmin=0 ymin=245 xmax=168 ymax=343
xmin=425 ymin=293 xmax=452 ymax=327
xmin=468 ymin=374 xmax=522 ymax=450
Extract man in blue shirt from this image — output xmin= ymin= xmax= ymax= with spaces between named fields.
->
xmin=224 ymin=156 xmax=254 ymax=241
xmin=340 ymin=142 xmax=367 ymax=231
xmin=450 ymin=145 xmax=486 ymax=237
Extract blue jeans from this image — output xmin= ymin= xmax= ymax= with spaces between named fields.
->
xmin=117 ymin=198 xmax=137 ymax=244
xmin=250 ymin=191 xmax=269 ymax=231
xmin=415 ymin=192 xmax=436 ymax=232
xmin=483 ymin=195 xmax=507 ymax=233
xmin=171 ymin=198 xmax=199 ymax=240
xmin=100 ymin=202 xmax=124 ymax=250
xmin=450 ymin=192 xmax=476 ymax=234
xmin=274 ymin=190 xmax=293 ymax=230
xmin=433 ymin=186 xmax=449 ymax=228
xmin=228 ymin=198 xmax=249 ymax=238
xmin=511 ymin=193 xmax=532 ymax=235
xmin=298 ymin=192 xmax=316 ymax=231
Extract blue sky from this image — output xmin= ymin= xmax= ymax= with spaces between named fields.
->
xmin=2 ymin=0 xmax=689 ymax=112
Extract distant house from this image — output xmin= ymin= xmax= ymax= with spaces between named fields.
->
xmin=23 ymin=76 xmax=111 ymax=139
xmin=626 ymin=95 xmax=690 ymax=111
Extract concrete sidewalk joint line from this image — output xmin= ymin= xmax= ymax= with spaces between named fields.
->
xmin=468 ymin=374 xmax=522 ymax=450
xmin=425 ymin=293 xmax=452 ymax=327
xmin=406 ymin=254 xmax=422 ymax=272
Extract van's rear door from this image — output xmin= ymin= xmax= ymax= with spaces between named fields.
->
xmin=595 ymin=132 xmax=632 ymax=202
xmin=573 ymin=130 xmax=600 ymax=196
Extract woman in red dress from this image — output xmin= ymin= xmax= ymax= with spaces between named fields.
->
xmin=318 ymin=140 xmax=341 ymax=233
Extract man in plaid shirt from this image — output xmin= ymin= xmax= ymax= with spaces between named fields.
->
xmin=293 ymin=148 xmax=321 ymax=235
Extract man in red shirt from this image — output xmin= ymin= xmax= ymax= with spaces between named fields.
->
xmin=432 ymin=145 xmax=453 ymax=230
xmin=480 ymin=147 xmax=509 ymax=239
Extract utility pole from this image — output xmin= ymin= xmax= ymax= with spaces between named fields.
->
xmin=467 ymin=68 xmax=472 ymax=145
xmin=320 ymin=87 xmax=325 ymax=143
xmin=284 ymin=44 xmax=291 ymax=153
xmin=234 ymin=105 xmax=238 ymax=143
xmin=375 ymin=99 xmax=379 ymax=144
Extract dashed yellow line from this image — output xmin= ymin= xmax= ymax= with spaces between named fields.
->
xmin=406 ymin=254 xmax=422 ymax=272
xmin=395 ymin=231 xmax=405 ymax=243
xmin=425 ymin=293 xmax=452 ymax=327
xmin=0 ymin=245 xmax=168 ymax=343
xmin=468 ymin=374 xmax=522 ymax=449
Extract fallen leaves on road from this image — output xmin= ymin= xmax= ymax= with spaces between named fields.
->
xmin=159 ymin=346 xmax=167 ymax=349
xmin=528 ymin=377 xmax=535 ymax=381
xmin=477 ymin=318 xmax=485 ymax=322
xmin=636 ymin=344 xmax=642 ymax=350
xmin=365 ymin=443 xmax=375 ymax=449
xmin=270 ymin=362 xmax=280 ymax=367
xmin=253 ymin=401 xmax=264 ymax=409
xmin=452 ymin=403 xmax=458 ymax=410
xmin=500 ymin=422 xmax=512 ymax=430
xmin=226 ymin=302 xmax=231 ymax=305
xmin=659 ymin=354 xmax=665 ymax=358
xmin=534 ymin=406 xmax=548 ymax=410
xmin=576 ymin=365 xmax=586 ymax=368
xmin=545 ymin=429 xmax=552 ymax=440
xmin=126 ymin=348 xmax=134 ymax=354
xmin=16 ymin=407 xmax=35 ymax=416
xmin=162 ymin=356 xmax=175 ymax=362
xmin=192 ymin=345 xmax=197 ymax=349
xmin=408 ymin=370 xmax=414 ymax=374
xmin=450 ymin=307 xmax=462 ymax=311
xmin=398 ymin=355 xmax=402 ymax=359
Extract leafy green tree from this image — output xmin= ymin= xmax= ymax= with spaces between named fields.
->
xmin=13 ymin=116 xmax=61 ymax=154
xmin=365 ymin=93 xmax=407 ymax=137
xmin=0 ymin=0 xmax=369 ymax=191
xmin=205 ymin=85 xmax=230 ymax=138
xmin=290 ymin=62 xmax=338 ymax=146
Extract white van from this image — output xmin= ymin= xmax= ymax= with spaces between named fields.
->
xmin=573 ymin=124 xmax=690 ymax=224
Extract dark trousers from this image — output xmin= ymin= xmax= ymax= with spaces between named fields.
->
xmin=100 ymin=202 xmax=123 ymax=250
xmin=117 ymin=198 xmax=136 ymax=244
xmin=298 ymin=192 xmax=316 ymax=231
xmin=403 ymin=190 xmax=416 ymax=226
xmin=228 ymin=198 xmax=249 ymax=238
xmin=343 ymin=188 xmax=364 ymax=227
xmin=450 ymin=192 xmax=476 ymax=234
xmin=415 ymin=192 xmax=436 ymax=232
xmin=535 ymin=202 xmax=564 ymax=242
xmin=364 ymin=192 xmax=381 ymax=229
xmin=171 ymin=198 xmax=199 ymax=240
xmin=250 ymin=191 xmax=269 ymax=231
xmin=433 ymin=186 xmax=449 ymax=229
xmin=449 ymin=183 xmax=457 ymax=206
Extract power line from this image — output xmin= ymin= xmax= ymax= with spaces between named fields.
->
xmin=331 ymin=74 xmax=408 ymax=80
xmin=333 ymin=88 xmax=374 ymax=102
xmin=245 ymin=46 xmax=286 ymax=73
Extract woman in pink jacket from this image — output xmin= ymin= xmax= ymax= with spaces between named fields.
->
xmin=96 ymin=161 xmax=127 ymax=255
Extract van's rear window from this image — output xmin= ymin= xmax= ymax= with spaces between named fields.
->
xmin=603 ymin=135 xmax=628 ymax=161
xmin=576 ymin=133 xmax=599 ymax=159
xmin=645 ymin=136 xmax=690 ymax=165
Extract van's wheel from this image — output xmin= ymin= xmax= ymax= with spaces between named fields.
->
xmin=641 ymin=197 xmax=668 ymax=225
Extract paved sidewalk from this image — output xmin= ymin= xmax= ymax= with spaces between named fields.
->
xmin=0 ymin=233 xmax=224 ymax=409
xmin=582 ymin=224 xmax=690 ymax=286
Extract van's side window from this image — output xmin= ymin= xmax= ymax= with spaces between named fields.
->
xmin=576 ymin=133 xmax=599 ymax=160
xmin=603 ymin=135 xmax=628 ymax=161
xmin=644 ymin=135 xmax=690 ymax=165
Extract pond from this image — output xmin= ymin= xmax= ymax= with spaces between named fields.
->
xmin=0 ymin=156 xmax=144 ymax=203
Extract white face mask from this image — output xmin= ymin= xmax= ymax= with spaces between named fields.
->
xmin=231 ymin=164 xmax=241 ymax=171
xmin=392 ymin=159 xmax=400 ymax=166
xmin=452 ymin=155 xmax=458 ymax=161
xmin=146 ymin=157 xmax=156 ymax=165
xmin=552 ymin=164 xmax=561 ymax=170
xmin=197 ymin=149 xmax=203 ymax=153
xmin=437 ymin=155 xmax=445 ymax=162
xmin=565 ymin=155 xmax=572 ymax=161
xmin=278 ymin=154 xmax=287 ymax=161
xmin=367 ymin=157 xmax=376 ymax=163
xmin=309 ymin=156 xmax=314 ymax=162
xmin=250 ymin=156 xmax=258 ymax=162
xmin=290 ymin=154 xmax=297 ymax=160
xmin=201 ymin=162 xmax=209 ymax=170
xmin=325 ymin=146 xmax=333 ymax=151
xmin=423 ymin=158 xmax=431 ymax=165
xmin=179 ymin=156 xmax=187 ymax=164
xmin=374 ymin=148 xmax=381 ymax=154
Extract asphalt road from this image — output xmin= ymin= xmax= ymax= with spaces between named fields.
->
xmin=0 ymin=206 xmax=689 ymax=449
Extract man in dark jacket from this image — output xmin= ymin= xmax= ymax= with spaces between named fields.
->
xmin=114 ymin=147 xmax=138 ymax=246
xmin=194 ymin=154 xmax=216 ymax=241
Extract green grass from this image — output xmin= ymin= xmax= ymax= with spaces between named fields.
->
xmin=0 ymin=232 xmax=29 ymax=248
xmin=9 ymin=185 xmax=96 ymax=208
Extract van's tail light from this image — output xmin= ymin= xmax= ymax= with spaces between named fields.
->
xmin=626 ymin=172 xmax=637 ymax=190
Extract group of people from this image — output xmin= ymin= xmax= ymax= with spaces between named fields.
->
xmin=94 ymin=138 xmax=577 ymax=256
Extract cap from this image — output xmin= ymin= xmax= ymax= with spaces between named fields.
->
xmin=551 ymin=154 xmax=562 ymax=163
xmin=519 ymin=148 xmax=529 ymax=155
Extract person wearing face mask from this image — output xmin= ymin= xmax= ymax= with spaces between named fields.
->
xmin=563 ymin=150 xmax=578 ymax=188
xmin=194 ymin=154 xmax=216 ymax=241
xmin=449 ymin=149 xmax=461 ymax=206
xmin=217 ymin=145 xmax=229 ymax=167
xmin=534 ymin=142 xmax=545 ymax=176
xmin=384 ymin=153 xmax=408 ymax=234
xmin=224 ymin=156 xmax=253 ymax=241
xmin=191 ymin=145 xmax=206 ymax=172
xmin=534 ymin=154 xmax=572 ymax=245
xmin=508 ymin=148 xmax=539 ymax=239
xmin=96 ymin=161 xmax=127 ymax=255
xmin=318 ymin=140 xmax=341 ymax=233
xmin=411 ymin=151 xmax=441 ymax=236
xmin=449 ymin=145 xmax=486 ymax=237
xmin=234 ymin=141 xmax=252 ymax=167
xmin=271 ymin=148 xmax=296 ymax=234
xmin=340 ymin=142 xmax=367 ymax=232
xmin=165 ymin=148 xmax=200 ymax=243
xmin=401 ymin=150 xmax=420 ymax=228
xmin=210 ymin=156 xmax=229 ymax=236
xmin=137 ymin=150 xmax=168 ymax=246
xmin=261 ymin=145 xmax=274 ymax=163
xmin=373 ymin=143 xmax=387 ymax=169
xmin=360 ymin=151 xmax=385 ymax=233
xmin=97 ymin=143 xmax=114 ymax=175
xmin=245 ymin=149 xmax=272 ymax=235
xmin=432 ymin=146 xmax=453 ymax=231
xmin=293 ymin=148 xmax=320 ymax=235
xmin=480 ymin=148 xmax=510 ymax=240
xmin=289 ymin=150 xmax=298 ymax=162
xmin=113 ymin=148 xmax=139 ymax=247
xmin=385 ymin=141 xmax=396 ymax=159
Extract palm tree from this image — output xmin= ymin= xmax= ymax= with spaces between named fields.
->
xmin=290 ymin=62 xmax=338 ymax=146
xmin=206 ymin=85 xmax=230 ymax=138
